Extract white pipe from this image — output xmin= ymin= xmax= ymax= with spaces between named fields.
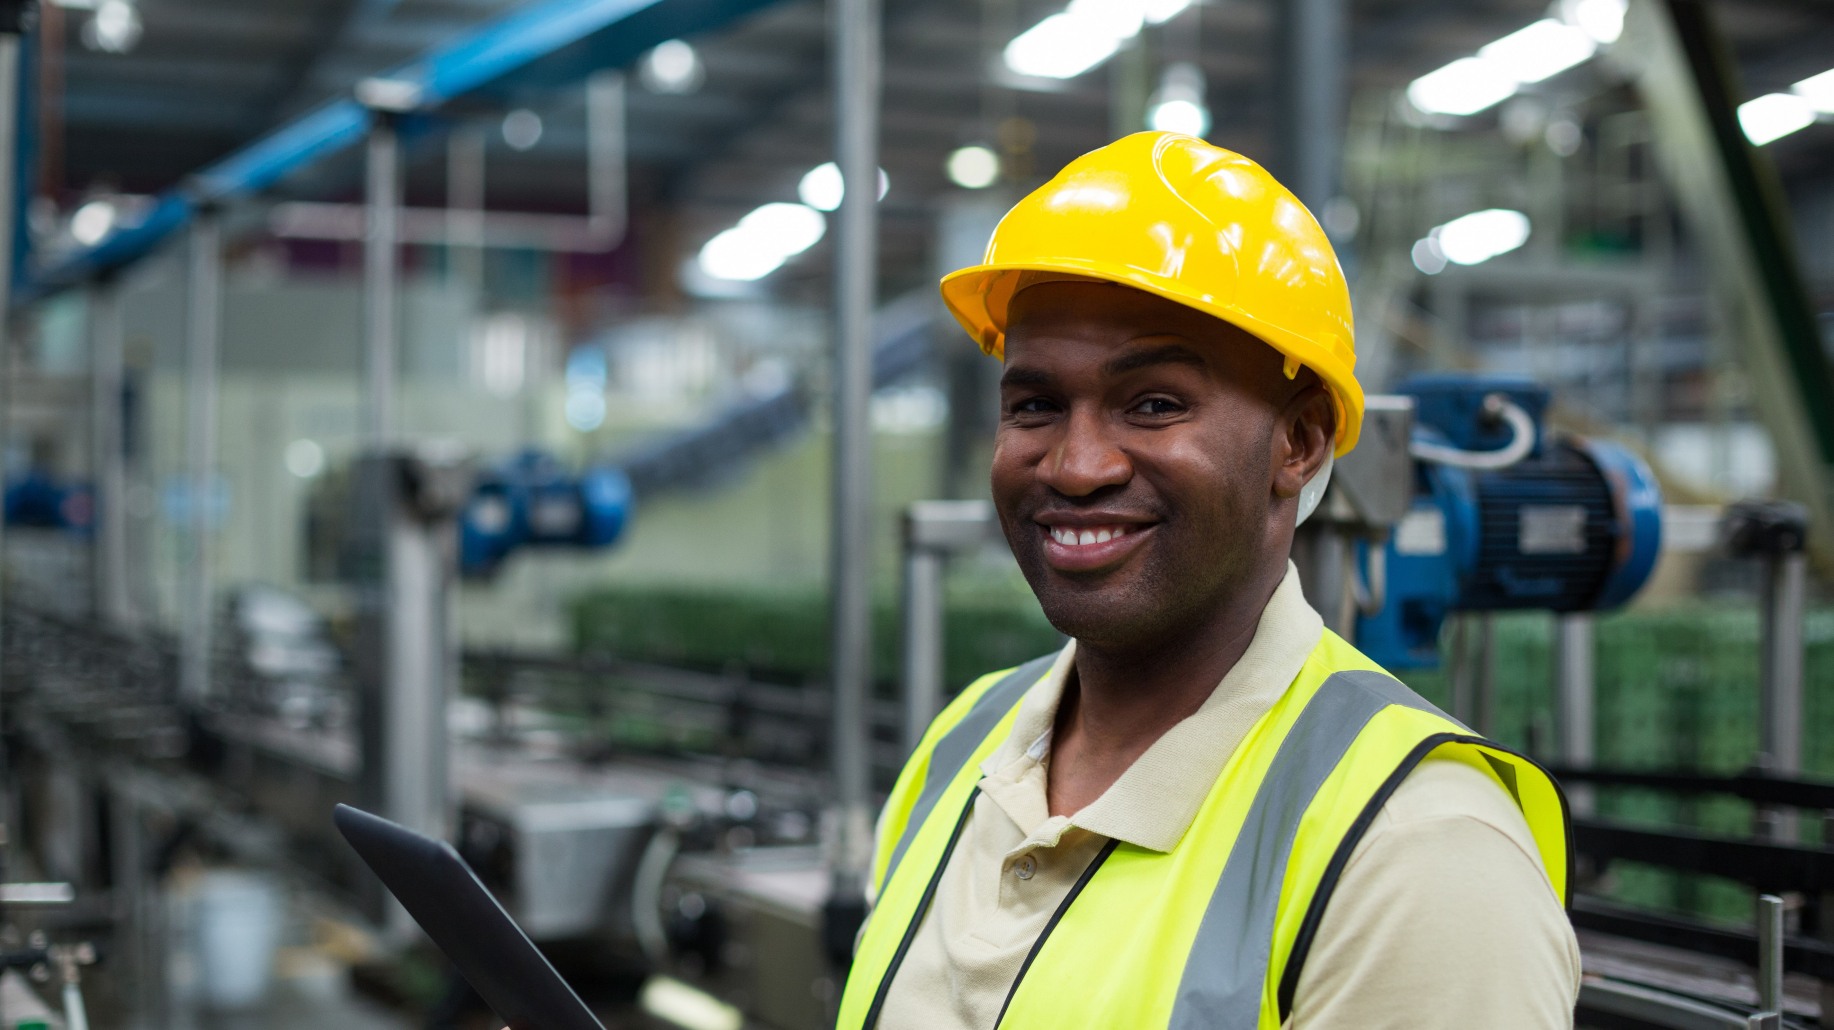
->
xmin=1408 ymin=394 xmax=1536 ymax=470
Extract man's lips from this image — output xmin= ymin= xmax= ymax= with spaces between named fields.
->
xmin=1034 ymin=518 xmax=1156 ymax=571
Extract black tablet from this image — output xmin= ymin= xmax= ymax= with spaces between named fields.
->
xmin=333 ymin=804 xmax=606 ymax=1030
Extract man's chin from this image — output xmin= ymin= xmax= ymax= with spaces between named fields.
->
xmin=1027 ymin=573 xmax=1164 ymax=647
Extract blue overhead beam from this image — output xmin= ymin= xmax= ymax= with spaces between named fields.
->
xmin=27 ymin=0 xmax=783 ymax=299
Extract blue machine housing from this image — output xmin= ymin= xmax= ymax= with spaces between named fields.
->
xmin=1355 ymin=375 xmax=1663 ymax=669
xmin=4 ymin=472 xmax=94 ymax=534
xmin=461 ymin=451 xmax=633 ymax=576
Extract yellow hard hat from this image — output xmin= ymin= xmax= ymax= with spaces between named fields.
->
xmin=940 ymin=131 xmax=1363 ymax=456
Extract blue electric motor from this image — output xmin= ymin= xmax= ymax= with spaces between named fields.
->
xmin=1354 ymin=374 xmax=1663 ymax=669
xmin=461 ymin=450 xmax=633 ymax=577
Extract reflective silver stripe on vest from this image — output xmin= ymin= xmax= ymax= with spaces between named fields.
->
xmin=1167 ymin=670 xmax=1457 ymax=1029
xmin=882 ymin=652 xmax=1058 ymax=889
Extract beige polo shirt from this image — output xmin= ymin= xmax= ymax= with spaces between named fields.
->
xmin=873 ymin=562 xmax=1579 ymax=1029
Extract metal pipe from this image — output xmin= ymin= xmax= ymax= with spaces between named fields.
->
xmin=1755 ymin=893 xmax=1783 ymax=1029
xmin=446 ymin=125 xmax=486 ymax=297
xmin=828 ymin=0 xmax=882 ymax=906
xmin=1555 ymin=613 xmax=1595 ymax=815
xmin=0 ymin=23 xmax=25 ymax=841
xmin=901 ymin=543 xmax=944 ymax=758
xmin=365 ymin=119 xmax=401 ymax=447
xmin=586 ymin=69 xmax=628 ymax=246
xmin=88 ymin=277 xmax=134 ymax=633
xmin=1759 ymin=550 xmax=1805 ymax=776
xmin=1276 ymin=0 xmax=1345 ymax=215
xmin=181 ymin=212 xmax=222 ymax=704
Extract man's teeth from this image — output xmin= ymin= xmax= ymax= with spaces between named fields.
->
xmin=1049 ymin=525 xmax=1133 ymax=546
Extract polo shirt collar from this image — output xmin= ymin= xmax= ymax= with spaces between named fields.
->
xmin=977 ymin=560 xmax=1324 ymax=854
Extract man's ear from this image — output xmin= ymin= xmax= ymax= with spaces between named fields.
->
xmin=1271 ymin=386 xmax=1335 ymax=501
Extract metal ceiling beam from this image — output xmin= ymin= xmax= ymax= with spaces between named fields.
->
xmin=28 ymin=0 xmax=789 ymax=299
xmin=1613 ymin=0 xmax=1834 ymax=565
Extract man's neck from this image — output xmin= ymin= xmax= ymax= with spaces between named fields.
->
xmin=1045 ymin=562 xmax=1288 ymax=818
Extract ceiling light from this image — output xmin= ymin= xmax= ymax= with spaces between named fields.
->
xmin=502 ymin=109 xmax=543 ymax=151
xmin=797 ymin=162 xmax=888 ymax=212
xmin=698 ymin=202 xmax=827 ymax=282
xmin=1004 ymin=0 xmax=1145 ymax=80
xmin=285 ymin=439 xmax=325 ymax=479
xmin=1560 ymin=0 xmax=1627 ymax=44
xmin=1406 ymin=57 xmax=1518 ymax=117
xmin=1143 ymin=0 xmax=1192 ymax=24
xmin=641 ymin=40 xmax=704 ymax=95
xmin=70 ymin=200 xmax=116 ymax=246
xmin=1791 ymin=67 xmax=1834 ymax=113
xmin=1739 ymin=93 xmax=1816 ymax=145
xmin=1435 ymin=209 xmax=1530 ymax=265
xmin=82 ymin=0 xmax=141 ymax=54
xmin=1477 ymin=19 xmax=1596 ymax=85
xmin=1411 ymin=237 xmax=1447 ymax=275
xmin=1146 ymin=62 xmax=1209 ymax=136
xmin=946 ymin=146 xmax=1001 ymax=189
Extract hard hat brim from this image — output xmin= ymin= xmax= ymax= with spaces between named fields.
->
xmin=940 ymin=260 xmax=1364 ymax=456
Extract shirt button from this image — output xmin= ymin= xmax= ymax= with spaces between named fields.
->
xmin=1015 ymin=855 xmax=1036 ymax=880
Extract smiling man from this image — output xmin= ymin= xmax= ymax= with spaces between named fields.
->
xmin=836 ymin=133 xmax=1579 ymax=1030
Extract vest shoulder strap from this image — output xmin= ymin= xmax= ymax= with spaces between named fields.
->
xmin=876 ymin=651 xmax=1058 ymax=893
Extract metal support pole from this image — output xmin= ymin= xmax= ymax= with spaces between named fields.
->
xmin=1555 ymin=613 xmax=1595 ymax=814
xmin=1723 ymin=500 xmax=1807 ymax=841
xmin=446 ymin=125 xmax=485 ymax=300
xmin=1275 ymin=0 xmax=1345 ymax=215
xmin=365 ymin=118 xmax=400 ymax=447
xmin=0 ymin=13 xmax=27 ymax=849
xmin=1759 ymin=550 xmax=1806 ymax=776
xmin=586 ymin=70 xmax=628 ymax=246
xmin=901 ymin=544 xmax=942 ymax=758
xmin=900 ymin=501 xmax=994 ymax=757
xmin=1476 ymin=612 xmax=1496 ymax=737
xmin=1752 ymin=893 xmax=1783 ymax=1029
xmin=88 ymin=277 xmax=133 ymax=633
xmin=180 ymin=212 xmax=221 ymax=705
xmin=824 ymin=0 xmax=881 ymax=963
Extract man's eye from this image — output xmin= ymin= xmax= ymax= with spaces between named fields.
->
xmin=1132 ymin=397 xmax=1183 ymax=415
xmin=1013 ymin=397 xmax=1058 ymax=415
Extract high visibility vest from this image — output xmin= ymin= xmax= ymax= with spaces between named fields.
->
xmin=839 ymin=630 xmax=1570 ymax=1030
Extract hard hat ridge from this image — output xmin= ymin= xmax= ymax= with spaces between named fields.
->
xmin=939 ymin=131 xmax=1365 ymax=456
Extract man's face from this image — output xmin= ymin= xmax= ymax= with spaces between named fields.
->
xmin=991 ymin=281 xmax=1331 ymax=649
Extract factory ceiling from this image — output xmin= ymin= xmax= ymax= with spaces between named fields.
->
xmin=47 ymin=0 xmax=1834 ymax=303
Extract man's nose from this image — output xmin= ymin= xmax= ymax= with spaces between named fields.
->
xmin=1038 ymin=406 xmax=1131 ymax=497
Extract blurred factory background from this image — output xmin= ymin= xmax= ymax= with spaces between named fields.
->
xmin=0 ymin=0 xmax=1826 ymax=1025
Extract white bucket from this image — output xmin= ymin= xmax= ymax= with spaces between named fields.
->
xmin=191 ymin=870 xmax=282 ymax=1010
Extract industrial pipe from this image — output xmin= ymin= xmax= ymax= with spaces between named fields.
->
xmin=825 ymin=0 xmax=883 ymax=963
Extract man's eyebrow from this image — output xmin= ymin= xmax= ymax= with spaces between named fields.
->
xmin=1102 ymin=343 xmax=1208 ymax=377
xmin=1000 ymin=366 xmax=1053 ymax=388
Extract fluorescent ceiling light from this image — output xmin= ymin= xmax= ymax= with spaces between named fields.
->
xmin=1146 ymin=61 xmax=1209 ymax=136
xmin=70 ymin=200 xmax=116 ymax=246
xmin=1148 ymin=99 xmax=1209 ymax=136
xmin=1791 ymin=67 xmax=1834 ymax=113
xmin=1406 ymin=57 xmax=1518 ymax=117
xmin=1477 ymin=19 xmax=1597 ymax=84
xmin=501 ymin=109 xmax=543 ymax=151
xmin=1143 ymin=0 xmax=1192 ymax=24
xmin=1739 ymin=92 xmax=1816 ymax=145
xmin=698 ymin=202 xmax=826 ymax=282
xmin=1003 ymin=0 xmax=1148 ymax=80
xmin=946 ymin=146 xmax=1001 ymax=189
xmin=1435 ymin=209 xmax=1531 ymax=265
xmin=797 ymin=162 xmax=888 ymax=212
xmin=1562 ymin=0 xmax=1627 ymax=44
xmin=641 ymin=40 xmax=704 ymax=94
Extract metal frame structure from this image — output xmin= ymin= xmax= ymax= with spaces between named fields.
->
xmin=24 ymin=0 xmax=785 ymax=300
